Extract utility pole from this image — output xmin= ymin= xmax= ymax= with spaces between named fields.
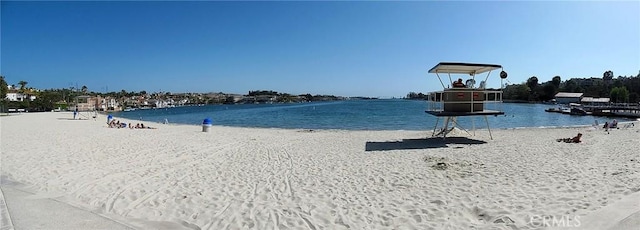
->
xmin=75 ymin=82 xmax=79 ymax=112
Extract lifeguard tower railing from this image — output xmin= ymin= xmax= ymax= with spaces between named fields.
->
xmin=426 ymin=89 xmax=504 ymax=113
xmin=424 ymin=62 xmax=508 ymax=140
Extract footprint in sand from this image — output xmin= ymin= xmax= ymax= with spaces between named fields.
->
xmin=492 ymin=215 xmax=514 ymax=225
xmin=430 ymin=200 xmax=447 ymax=206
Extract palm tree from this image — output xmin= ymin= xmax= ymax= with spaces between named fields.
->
xmin=18 ymin=81 xmax=28 ymax=91
xmin=17 ymin=81 xmax=30 ymax=102
xmin=81 ymin=85 xmax=88 ymax=94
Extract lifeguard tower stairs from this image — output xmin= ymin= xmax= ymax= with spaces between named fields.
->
xmin=425 ymin=62 xmax=507 ymax=140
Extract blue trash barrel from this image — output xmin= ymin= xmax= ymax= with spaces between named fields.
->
xmin=202 ymin=118 xmax=212 ymax=132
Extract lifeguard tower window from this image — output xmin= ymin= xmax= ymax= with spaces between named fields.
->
xmin=425 ymin=62 xmax=507 ymax=140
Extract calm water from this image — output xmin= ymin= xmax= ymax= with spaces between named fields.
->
xmin=112 ymin=100 xmax=634 ymax=130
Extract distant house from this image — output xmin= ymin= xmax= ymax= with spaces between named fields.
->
xmin=256 ymin=95 xmax=276 ymax=103
xmin=555 ymin=92 xmax=583 ymax=104
xmin=581 ymin=97 xmax=610 ymax=106
xmin=101 ymin=97 xmax=121 ymax=111
xmin=229 ymin=94 xmax=244 ymax=103
xmin=74 ymin=96 xmax=121 ymax=111
xmin=5 ymin=90 xmax=36 ymax=102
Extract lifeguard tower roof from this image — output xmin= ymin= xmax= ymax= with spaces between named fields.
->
xmin=428 ymin=62 xmax=502 ymax=75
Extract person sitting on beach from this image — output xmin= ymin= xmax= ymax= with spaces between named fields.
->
xmin=556 ymin=133 xmax=582 ymax=143
xmin=452 ymin=78 xmax=466 ymax=88
xmin=603 ymin=121 xmax=609 ymax=131
xmin=610 ymin=119 xmax=618 ymax=129
xmin=109 ymin=119 xmax=120 ymax=128
xmin=139 ymin=123 xmax=157 ymax=129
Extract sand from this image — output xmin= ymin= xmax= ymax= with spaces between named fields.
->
xmin=1 ymin=178 xmax=134 ymax=230
xmin=1 ymin=112 xmax=638 ymax=229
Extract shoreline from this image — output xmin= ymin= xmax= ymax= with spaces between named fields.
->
xmin=103 ymin=111 xmax=639 ymax=132
xmin=1 ymin=112 xmax=639 ymax=229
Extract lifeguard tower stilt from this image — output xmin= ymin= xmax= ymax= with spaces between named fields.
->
xmin=425 ymin=62 xmax=508 ymax=140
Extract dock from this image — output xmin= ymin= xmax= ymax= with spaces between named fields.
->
xmin=587 ymin=105 xmax=640 ymax=118
xmin=545 ymin=104 xmax=640 ymax=118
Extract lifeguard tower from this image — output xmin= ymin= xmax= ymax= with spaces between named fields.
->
xmin=425 ymin=62 xmax=507 ymax=140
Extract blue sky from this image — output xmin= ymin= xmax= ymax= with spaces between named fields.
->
xmin=2 ymin=1 xmax=639 ymax=97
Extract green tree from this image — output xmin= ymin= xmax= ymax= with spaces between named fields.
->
xmin=610 ymin=87 xmax=629 ymax=103
xmin=406 ymin=92 xmax=418 ymax=99
xmin=582 ymin=81 xmax=607 ymax=98
xmin=248 ymin=90 xmax=278 ymax=96
xmin=0 ymin=76 xmax=7 ymax=100
xmin=224 ymin=96 xmax=236 ymax=104
xmin=526 ymin=76 xmax=539 ymax=90
xmin=0 ymin=76 xmax=7 ymax=113
xmin=551 ymin=76 xmax=561 ymax=88
xmin=30 ymin=90 xmax=64 ymax=111
xmin=503 ymin=84 xmax=530 ymax=101
xmin=542 ymin=83 xmax=557 ymax=101
xmin=629 ymin=92 xmax=639 ymax=103
xmin=603 ymin=70 xmax=614 ymax=80
xmin=612 ymin=79 xmax=623 ymax=88
xmin=81 ymin=85 xmax=88 ymax=94
xmin=300 ymin=94 xmax=313 ymax=101
xmin=561 ymin=79 xmax=578 ymax=92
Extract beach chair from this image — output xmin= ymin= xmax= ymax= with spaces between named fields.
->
xmin=591 ymin=120 xmax=602 ymax=130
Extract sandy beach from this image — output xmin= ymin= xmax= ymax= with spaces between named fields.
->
xmin=1 ymin=112 xmax=639 ymax=229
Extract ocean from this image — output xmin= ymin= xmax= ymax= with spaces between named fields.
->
xmin=111 ymin=100 xmax=633 ymax=130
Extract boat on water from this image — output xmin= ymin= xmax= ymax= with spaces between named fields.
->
xmin=545 ymin=107 xmax=563 ymax=113
xmin=545 ymin=106 xmax=571 ymax=114
xmin=567 ymin=103 xmax=588 ymax=116
xmin=569 ymin=107 xmax=587 ymax=116
xmin=545 ymin=103 xmax=589 ymax=116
